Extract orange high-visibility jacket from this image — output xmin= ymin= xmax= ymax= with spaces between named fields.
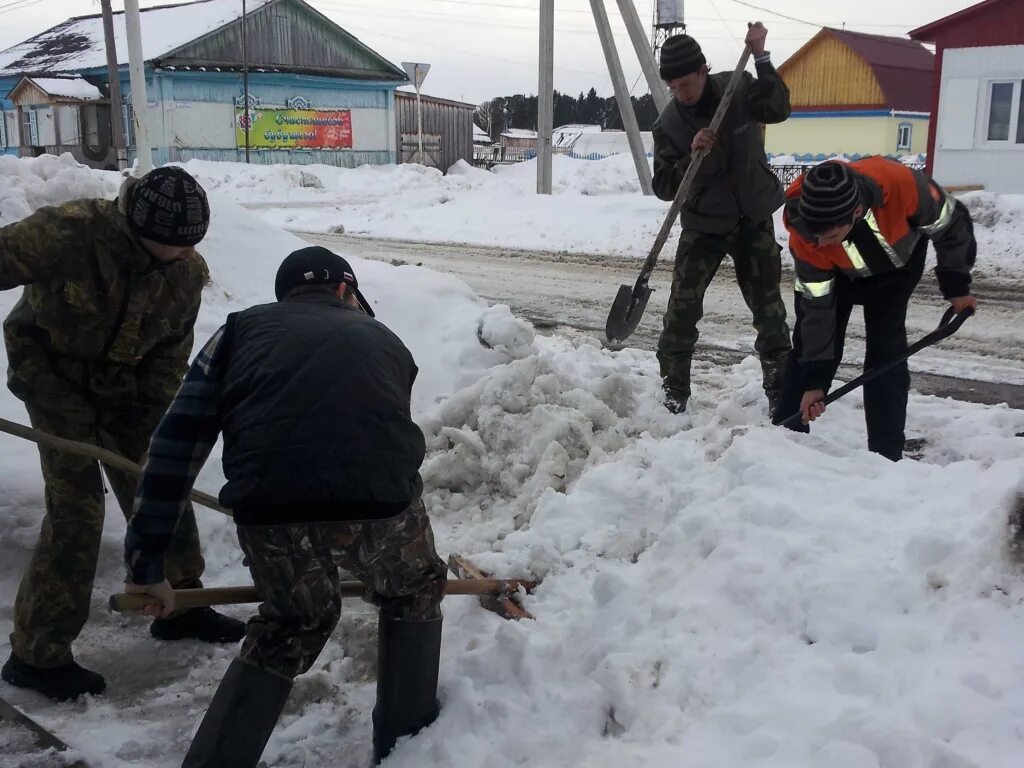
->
xmin=782 ymin=157 xmax=975 ymax=389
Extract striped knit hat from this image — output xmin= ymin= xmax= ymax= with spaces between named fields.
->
xmin=799 ymin=161 xmax=861 ymax=229
xmin=659 ymin=34 xmax=706 ymax=80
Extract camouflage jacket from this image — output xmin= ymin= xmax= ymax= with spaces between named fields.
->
xmin=0 ymin=195 xmax=208 ymax=424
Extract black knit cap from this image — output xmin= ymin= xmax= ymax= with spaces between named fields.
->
xmin=799 ymin=161 xmax=861 ymax=230
xmin=274 ymin=246 xmax=374 ymax=316
xmin=659 ymin=34 xmax=706 ymax=80
xmin=127 ymin=166 xmax=210 ymax=246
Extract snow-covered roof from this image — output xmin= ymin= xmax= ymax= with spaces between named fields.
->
xmin=473 ymin=124 xmax=491 ymax=143
xmin=25 ymin=77 xmax=103 ymax=100
xmin=501 ymin=128 xmax=537 ymax=139
xmin=571 ymin=130 xmax=654 ymax=158
xmin=0 ymin=0 xmax=274 ymax=77
xmin=553 ymin=124 xmax=601 ymax=134
xmin=551 ymin=124 xmax=602 ymax=149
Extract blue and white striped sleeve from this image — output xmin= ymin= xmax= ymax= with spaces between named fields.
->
xmin=124 ymin=326 xmax=227 ymax=585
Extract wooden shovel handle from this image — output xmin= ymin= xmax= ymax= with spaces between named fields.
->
xmin=109 ymin=578 xmax=536 ymax=613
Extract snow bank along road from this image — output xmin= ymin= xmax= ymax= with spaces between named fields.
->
xmin=300 ymin=233 xmax=1024 ymax=410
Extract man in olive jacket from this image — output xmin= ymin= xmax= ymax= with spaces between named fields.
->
xmin=0 ymin=167 xmax=243 ymax=702
xmin=652 ymin=23 xmax=792 ymax=414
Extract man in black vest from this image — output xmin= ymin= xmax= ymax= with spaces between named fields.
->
xmin=122 ymin=247 xmax=448 ymax=767
xmin=652 ymin=23 xmax=792 ymax=415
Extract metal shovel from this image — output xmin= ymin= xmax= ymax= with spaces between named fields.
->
xmin=605 ymin=45 xmax=752 ymax=343
xmin=776 ymin=306 xmax=974 ymax=429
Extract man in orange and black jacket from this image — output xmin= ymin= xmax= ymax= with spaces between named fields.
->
xmin=771 ymin=157 xmax=978 ymax=461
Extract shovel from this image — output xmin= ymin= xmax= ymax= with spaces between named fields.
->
xmin=605 ymin=45 xmax=752 ymax=343
xmin=777 ymin=306 xmax=974 ymax=429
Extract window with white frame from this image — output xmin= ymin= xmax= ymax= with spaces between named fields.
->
xmin=985 ymin=80 xmax=1024 ymax=144
xmin=897 ymin=121 xmax=912 ymax=151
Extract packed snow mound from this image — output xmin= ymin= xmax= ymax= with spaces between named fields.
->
xmin=410 ymin=339 xmax=1024 ymax=768
xmin=958 ymin=192 xmax=1024 ymax=281
xmin=180 ymin=156 xmax=672 ymax=255
xmin=0 ymin=154 xmax=510 ymax=414
xmin=0 ymin=153 xmax=120 ymax=225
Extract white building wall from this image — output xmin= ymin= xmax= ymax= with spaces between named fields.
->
xmin=933 ymin=45 xmax=1024 ymax=193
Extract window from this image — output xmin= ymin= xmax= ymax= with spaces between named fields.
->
xmin=985 ymin=80 xmax=1024 ymax=144
xmin=0 ymin=111 xmax=6 ymax=148
xmin=1018 ymin=84 xmax=1024 ymax=144
xmin=897 ymin=121 xmax=912 ymax=151
xmin=21 ymin=108 xmax=38 ymax=145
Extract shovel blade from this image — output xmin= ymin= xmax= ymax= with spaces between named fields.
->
xmin=606 ymin=283 xmax=653 ymax=343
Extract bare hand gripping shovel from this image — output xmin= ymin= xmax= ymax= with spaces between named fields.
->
xmin=777 ymin=307 xmax=974 ymax=429
xmin=605 ymin=45 xmax=752 ymax=343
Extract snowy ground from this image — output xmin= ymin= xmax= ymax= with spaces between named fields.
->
xmin=1 ymin=155 xmax=1023 ymax=768
xmin=178 ymin=156 xmax=1024 ymax=285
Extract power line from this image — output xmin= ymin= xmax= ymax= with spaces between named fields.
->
xmin=709 ymin=0 xmax=742 ymax=44
xmin=341 ymin=22 xmax=614 ymax=79
xmin=727 ymin=0 xmax=822 ymax=27
xmin=0 ymin=0 xmax=44 ymax=15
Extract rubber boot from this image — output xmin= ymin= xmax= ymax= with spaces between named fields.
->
xmin=760 ymin=352 xmax=789 ymax=419
xmin=372 ymin=615 xmax=443 ymax=764
xmin=661 ymin=380 xmax=689 ymax=414
xmin=1 ymin=653 xmax=105 ymax=701
xmin=181 ymin=658 xmax=293 ymax=768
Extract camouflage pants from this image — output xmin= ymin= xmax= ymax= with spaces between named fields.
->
xmin=10 ymin=402 xmax=205 ymax=668
xmin=235 ymin=498 xmax=447 ymax=679
xmin=657 ymin=217 xmax=791 ymax=399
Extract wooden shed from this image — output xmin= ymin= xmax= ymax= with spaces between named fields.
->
xmin=395 ymin=90 xmax=474 ymax=171
xmin=766 ymin=28 xmax=934 ymax=159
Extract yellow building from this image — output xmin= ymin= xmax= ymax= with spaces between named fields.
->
xmin=766 ymin=28 xmax=934 ymax=160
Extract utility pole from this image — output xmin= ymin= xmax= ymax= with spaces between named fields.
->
xmin=614 ymin=0 xmax=669 ymax=113
xmin=100 ymin=0 xmax=128 ymax=170
xmin=589 ymin=0 xmax=653 ymax=195
xmin=123 ymin=0 xmax=153 ymax=174
xmin=242 ymin=0 xmax=250 ymax=163
xmin=536 ymin=0 xmax=554 ymax=194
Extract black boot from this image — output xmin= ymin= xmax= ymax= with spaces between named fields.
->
xmin=661 ymin=380 xmax=689 ymax=415
xmin=1 ymin=653 xmax=105 ymax=701
xmin=372 ymin=615 xmax=443 ymax=764
xmin=151 ymin=606 xmax=246 ymax=643
xmin=760 ymin=352 xmax=789 ymax=419
xmin=181 ymin=658 xmax=293 ymax=768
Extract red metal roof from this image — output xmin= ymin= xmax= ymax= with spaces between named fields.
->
xmin=909 ymin=0 xmax=1011 ymax=41
xmin=827 ymin=28 xmax=935 ymax=112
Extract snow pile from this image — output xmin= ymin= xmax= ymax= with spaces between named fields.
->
xmin=0 ymin=153 xmax=120 ymax=226
xmin=0 ymin=155 xmax=1023 ymax=768
xmin=959 ymin=192 xmax=1024 ymax=281
xmin=182 ymin=155 xmax=671 ymax=255
xmin=411 ymin=341 xmax=1024 ymax=768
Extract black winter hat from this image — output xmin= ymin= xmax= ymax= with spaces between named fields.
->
xmin=127 ymin=166 xmax=210 ymax=246
xmin=274 ymin=246 xmax=374 ymax=316
xmin=659 ymin=34 xmax=706 ymax=80
xmin=799 ymin=161 xmax=861 ymax=229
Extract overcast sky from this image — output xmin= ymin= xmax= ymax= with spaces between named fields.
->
xmin=0 ymin=0 xmax=974 ymax=104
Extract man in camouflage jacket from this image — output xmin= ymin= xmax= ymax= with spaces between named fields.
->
xmin=0 ymin=166 xmax=243 ymax=702
xmin=652 ymin=23 xmax=792 ymax=414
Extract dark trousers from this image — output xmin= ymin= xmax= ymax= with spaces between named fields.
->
xmin=774 ymin=242 xmax=927 ymax=461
